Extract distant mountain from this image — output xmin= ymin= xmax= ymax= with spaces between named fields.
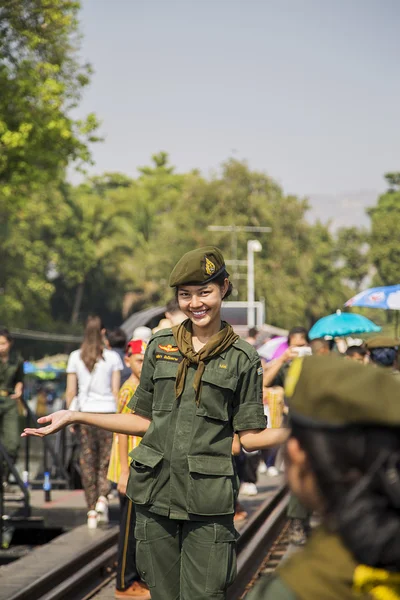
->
xmin=306 ymin=190 xmax=379 ymax=230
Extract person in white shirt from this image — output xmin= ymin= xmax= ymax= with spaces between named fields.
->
xmin=66 ymin=316 xmax=123 ymax=528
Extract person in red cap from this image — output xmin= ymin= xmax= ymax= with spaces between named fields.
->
xmin=107 ymin=339 xmax=150 ymax=599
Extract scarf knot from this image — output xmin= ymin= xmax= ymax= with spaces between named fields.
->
xmin=172 ymin=319 xmax=238 ymax=406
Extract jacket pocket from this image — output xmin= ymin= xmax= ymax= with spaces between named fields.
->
xmin=187 ymin=455 xmax=235 ymax=516
xmin=152 ymin=361 xmax=178 ymax=411
xmin=128 ymin=444 xmax=164 ymax=505
xmin=196 ymin=369 xmax=238 ymax=422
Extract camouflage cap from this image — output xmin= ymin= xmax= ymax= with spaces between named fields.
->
xmin=365 ymin=336 xmax=399 ymax=349
xmin=169 ymin=246 xmax=228 ymax=287
xmin=285 ymin=354 xmax=400 ymax=428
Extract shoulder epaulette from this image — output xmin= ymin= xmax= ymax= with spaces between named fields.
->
xmin=233 ymin=338 xmax=259 ymax=361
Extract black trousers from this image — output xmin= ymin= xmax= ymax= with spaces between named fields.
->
xmin=117 ymin=494 xmax=140 ymax=591
xmin=243 ymin=452 xmax=260 ymax=484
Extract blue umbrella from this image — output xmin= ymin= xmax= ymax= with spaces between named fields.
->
xmin=345 ymin=285 xmax=400 ymax=310
xmin=309 ymin=310 xmax=381 ymax=340
xmin=345 ymin=285 xmax=400 ymax=337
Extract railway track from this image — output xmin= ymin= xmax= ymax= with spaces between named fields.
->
xmin=6 ymin=484 xmax=289 ymax=600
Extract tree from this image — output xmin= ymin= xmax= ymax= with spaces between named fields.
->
xmin=336 ymin=226 xmax=369 ymax=290
xmin=368 ymin=173 xmax=400 ymax=285
xmin=0 ymin=185 xmax=69 ymax=327
xmin=0 ymin=0 xmax=99 ymax=203
xmin=138 ymin=158 xmax=342 ymax=329
xmin=54 ymin=182 xmax=137 ymax=324
xmin=0 ymin=0 xmax=100 ymax=327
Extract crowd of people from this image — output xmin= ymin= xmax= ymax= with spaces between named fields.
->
xmin=1 ymin=245 xmax=399 ymax=599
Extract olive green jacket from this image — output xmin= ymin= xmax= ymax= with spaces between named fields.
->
xmin=0 ymin=352 xmax=24 ymax=397
xmin=126 ymin=329 xmax=266 ymax=520
xmin=248 ymin=526 xmax=400 ymax=600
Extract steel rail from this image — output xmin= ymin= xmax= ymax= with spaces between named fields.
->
xmin=228 ymin=485 xmax=289 ymax=600
xmin=7 ymin=527 xmax=119 ymax=600
xmin=6 ymin=485 xmax=289 ymax=600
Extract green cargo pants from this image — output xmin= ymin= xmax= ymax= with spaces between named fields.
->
xmin=135 ymin=508 xmax=238 ymax=600
xmin=0 ymin=397 xmax=20 ymax=462
xmin=287 ymin=494 xmax=310 ymax=520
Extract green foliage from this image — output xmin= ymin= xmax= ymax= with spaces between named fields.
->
xmin=0 ymin=186 xmax=67 ymax=326
xmin=368 ymin=176 xmax=400 ymax=286
xmin=0 ymin=0 xmax=100 ymax=206
xmin=336 ymin=226 xmax=369 ymax=290
xmin=0 ymin=0 xmax=101 ymax=328
xmin=0 ymin=1 xmax=396 ymax=332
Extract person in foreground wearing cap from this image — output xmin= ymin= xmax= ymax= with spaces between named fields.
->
xmin=22 ymin=246 xmax=287 ymax=600
xmin=247 ymin=354 xmax=400 ymax=600
xmin=107 ymin=339 xmax=150 ymax=599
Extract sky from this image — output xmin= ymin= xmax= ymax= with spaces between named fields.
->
xmin=75 ymin=0 xmax=400 ymax=207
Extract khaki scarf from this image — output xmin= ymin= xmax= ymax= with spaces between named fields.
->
xmin=172 ymin=319 xmax=238 ymax=406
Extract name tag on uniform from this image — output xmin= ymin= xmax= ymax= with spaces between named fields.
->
xmin=155 ymin=353 xmax=183 ymax=363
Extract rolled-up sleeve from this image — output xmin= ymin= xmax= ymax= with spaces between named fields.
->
xmin=233 ymin=358 xmax=266 ymax=432
xmin=127 ymin=343 xmax=155 ymax=420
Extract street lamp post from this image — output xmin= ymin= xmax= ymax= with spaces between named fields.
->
xmin=207 ymin=225 xmax=271 ymax=294
xmin=247 ymin=240 xmax=262 ymax=329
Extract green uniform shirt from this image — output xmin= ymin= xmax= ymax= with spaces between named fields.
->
xmin=0 ymin=352 xmax=24 ymax=397
xmin=127 ymin=329 xmax=266 ymax=520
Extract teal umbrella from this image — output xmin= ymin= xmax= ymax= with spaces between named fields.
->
xmin=309 ymin=310 xmax=381 ymax=340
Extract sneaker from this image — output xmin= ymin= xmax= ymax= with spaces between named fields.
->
xmin=87 ymin=510 xmax=98 ymax=529
xmin=240 ymin=482 xmax=258 ymax=496
xmin=267 ymin=466 xmax=280 ymax=477
xmin=288 ymin=518 xmax=308 ymax=546
xmin=115 ymin=580 xmax=151 ymax=599
xmin=95 ymin=495 xmax=109 ymax=524
xmin=258 ymin=461 xmax=267 ymax=474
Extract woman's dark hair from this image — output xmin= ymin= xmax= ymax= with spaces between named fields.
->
xmin=0 ymin=328 xmax=13 ymax=343
xmin=166 ymin=297 xmax=181 ymax=314
xmin=370 ymin=347 xmax=398 ymax=368
xmin=80 ymin=316 xmax=104 ymax=372
xmin=213 ymin=270 xmax=233 ymax=299
xmin=291 ymin=421 xmax=400 ymax=569
xmin=345 ymin=345 xmax=367 ymax=358
xmin=105 ymin=327 xmax=127 ymax=349
xmin=288 ymin=326 xmax=309 ymax=344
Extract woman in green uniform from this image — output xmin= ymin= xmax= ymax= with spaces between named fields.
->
xmin=247 ymin=354 xmax=400 ymax=600
xmin=22 ymin=246 xmax=287 ymax=600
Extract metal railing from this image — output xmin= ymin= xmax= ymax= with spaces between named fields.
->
xmin=21 ymin=397 xmax=71 ymax=493
xmin=0 ymin=397 xmax=76 ymax=545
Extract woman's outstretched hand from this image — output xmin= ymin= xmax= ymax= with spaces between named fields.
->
xmin=21 ymin=410 xmax=73 ymax=438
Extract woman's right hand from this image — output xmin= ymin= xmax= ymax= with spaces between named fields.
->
xmin=281 ymin=347 xmax=299 ymax=363
xmin=21 ymin=410 xmax=74 ymax=438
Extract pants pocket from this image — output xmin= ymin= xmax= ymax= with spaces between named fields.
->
xmin=134 ymin=517 xmax=156 ymax=588
xmin=206 ymin=523 xmax=238 ymax=593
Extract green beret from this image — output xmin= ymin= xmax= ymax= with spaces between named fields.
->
xmin=285 ymin=355 xmax=400 ymax=428
xmin=365 ymin=336 xmax=399 ymax=349
xmin=169 ymin=246 xmax=228 ymax=287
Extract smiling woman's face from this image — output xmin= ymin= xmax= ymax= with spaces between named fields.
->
xmin=177 ymin=280 xmax=228 ymax=330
